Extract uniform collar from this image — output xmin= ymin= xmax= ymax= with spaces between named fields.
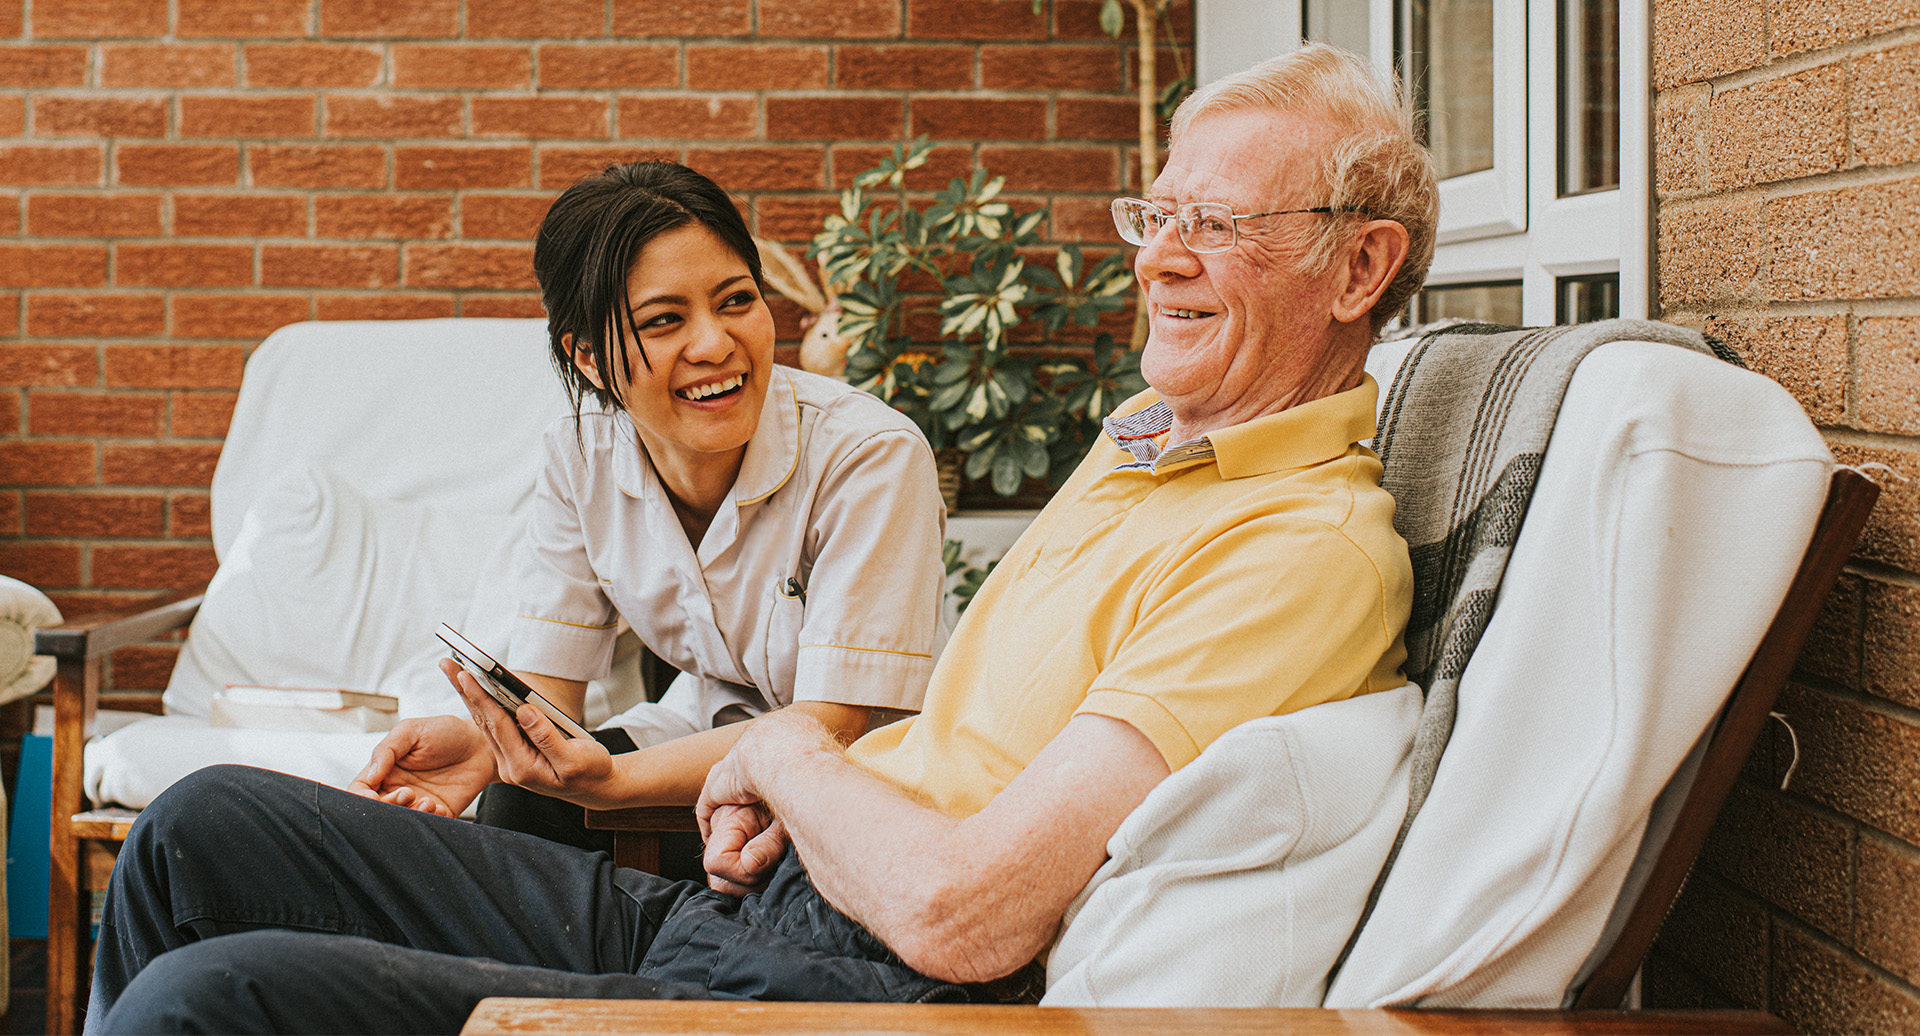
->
xmin=1102 ymin=375 xmax=1380 ymax=480
xmin=608 ymin=367 xmax=802 ymax=507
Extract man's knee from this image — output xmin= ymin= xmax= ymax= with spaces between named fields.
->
xmin=128 ymin=765 xmax=312 ymax=847
xmin=97 ymin=932 xmax=307 ymax=1035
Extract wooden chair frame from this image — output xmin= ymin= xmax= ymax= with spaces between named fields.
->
xmin=35 ymin=469 xmax=1877 ymax=1034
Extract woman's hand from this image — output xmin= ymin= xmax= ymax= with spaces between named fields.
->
xmin=441 ymin=658 xmax=621 ymax=808
xmin=348 ymin=714 xmax=497 ymax=817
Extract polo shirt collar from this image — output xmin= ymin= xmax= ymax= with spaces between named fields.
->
xmin=1102 ymin=375 xmax=1381 ymax=480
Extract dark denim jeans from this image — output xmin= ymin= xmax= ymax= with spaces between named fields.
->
xmin=88 ymin=765 xmax=971 ymax=1035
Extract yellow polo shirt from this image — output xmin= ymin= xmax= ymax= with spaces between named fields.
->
xmin=846 ymin=375 xmax=1413 ymax=818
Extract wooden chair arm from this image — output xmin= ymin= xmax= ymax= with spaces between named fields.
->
xmin=462 ymin=1000 xmax=1795 ymax=1035
xmin=583 ymin=806 xmax=702 ymax=833
xmin=33 ymin=583 xmax=207 ymax=662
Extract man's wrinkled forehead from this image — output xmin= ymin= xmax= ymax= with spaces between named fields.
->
xmin=1152 ymin=107 xmax=1333 ymax=207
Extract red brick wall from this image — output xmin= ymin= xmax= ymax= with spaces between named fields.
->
xmin=1648 ymin=0 xmax=1920 ymax=1028
xmin=0 ymin=1 xmax=1191 ymax=690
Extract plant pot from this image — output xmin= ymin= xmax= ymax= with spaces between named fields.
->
xmin=935 ymin=448 xmax=963 ymax=515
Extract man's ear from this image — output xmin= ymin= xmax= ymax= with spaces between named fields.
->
xmin=1331 ymin=220 xmax=1411 ymax=326
xmin=567 ymin=334 xmax=607 ymax=391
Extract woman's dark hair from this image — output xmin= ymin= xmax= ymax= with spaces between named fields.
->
xmin=532 ymin=161 xmax=763 ymax=416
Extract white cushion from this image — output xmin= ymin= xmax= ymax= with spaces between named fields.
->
xmin=1045 ymin=684 xmax=1420 ymax=1007
xmin=0 ymin=574 xmax=61 ymax=705
xmin=1325 ymin=340 xmax=1832 ymax=1007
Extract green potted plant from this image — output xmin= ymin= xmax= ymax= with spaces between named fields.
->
xmin=810 ymin=138 xmax=1145 ymax=505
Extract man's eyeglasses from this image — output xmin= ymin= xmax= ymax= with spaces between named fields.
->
xmin=1110 ymin=197 xmax=1367 ymax=254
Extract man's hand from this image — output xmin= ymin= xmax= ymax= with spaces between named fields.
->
xmin=702 ymin=804 xmax=788 ymax=895
xmin=695 ymin=709 xmax=830 ymax=894
xmin=347 ymin=714 xmax=496 ymax=817
xmin=441 ymin=658 xmax=621 ymax=808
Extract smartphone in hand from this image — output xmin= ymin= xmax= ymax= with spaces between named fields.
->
xmin=435 ymin=623 xmax=593 ymax=739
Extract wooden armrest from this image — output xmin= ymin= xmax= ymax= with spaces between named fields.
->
xmin=461 ymin=1001 xmax=1795 ymax=1035
xmin=33 ymin=583 xmax=208 ymax=661
xmin=584 ymin=805 xmax=701 ymax=833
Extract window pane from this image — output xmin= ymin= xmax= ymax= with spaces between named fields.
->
xmin=1405 ymin=0 xmax=1496 ymax=180
xmin=1304 ymin=0 xmax=1372 ymax=55
xmin=1414 ymin=281 xmax=1523 ymax=325
xmin=1556 ymin=273 xmax=1619 ymax=323
xmin=1559 ymin=0 xmax=1619 ymax=194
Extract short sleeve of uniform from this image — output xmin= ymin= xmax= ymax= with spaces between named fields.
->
xmin=1075 ymin=514 xmax=1401 ymax=772
xmin=790 ymin=425 xmax=946 ymax=711
xmin=508 ymin=422 xmax=620 ymax=681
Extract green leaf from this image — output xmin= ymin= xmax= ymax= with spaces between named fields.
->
xmin=1020 ymin=439 xmax=1050 ymax=477
xmin=991 ymin=450 xmax=1024 ymax=495
xmin=1099 ymin=0 xmax=1125 ymax=36
xmin=965 ymin=445 xmax=996 ymax=480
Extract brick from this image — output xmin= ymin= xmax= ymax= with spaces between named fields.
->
xmin=170 ymin=391 xmax=238 ymax=437
xmin=324 ymin=95 xmax=463 ymax=139
xmin=173 ymin=193 xmax=308 ymax=237
xmin=1128 ymin=43 xmax=1191 ymax=97
xmin=0 ymin=244 xmax=106 ymax=287
xmin=1655 ymin=197 xmax=1766 ymax=308
xmin=908 ymin=0 xmax=1045 ymax=38
xmin=615 ymin=96 xmax=756 ymax=140
xmin=1859 ymin=317 xmax=1920 ymax=436
xmin=91 ymin=544 xmax=219 ymax=587
xmin=1777 ymin=682 xmax=1920 ymax=843
xmin=1707 ymin=63 xmax=1847 ymax=190
xmin=0 ymin=0 xmax=14 ymax=36
xmin=33 ymin=95 xmax=166 ymax=138
xmin=473 ymin=97 xmax=610 ymax=140
xmin=766 ymin=97 xmax=902 ymax=141
xmin=0 ymin=95 xmax=19 ymax=134
xmin=684 ymin=146 xmax=823 ymax=192
xmin=1864 ymin=579 xmax=1920 ymax=711
xmin=0 ymin=44 xmax=87 ymax=86
xmin=395 ymin=146 xmax=532 ymax=189
xmin=0 ymin=145 xmax=102 ymax=186
xmin=835 ymin=44 xmax=973 ymax=89
xmin=1057 ymin=0 xmax=1193 ymax=42
xmin=251 ymin=143 xmax=387 ymax=188
xmin=1769 ymin=0 xmax=1920 ymax=56
xmin=24 ymin=491 xmax=164 ymax=537
xmin=983 ymin=45 xmax=1122 ymax=91
xmin=169 ymin=491 xmax=212 ymax=537
xmin=103 ymin=345 xmax=245 ymax=389
xmin=314 ymin=293 xmax=454 ymax=321
xmin=0 ymin=344 xmax=95 ymax=386
xmin=1830 ymin=441 xmax=1920 ymax=571
xmin=830 ymin=143 xmax=972 ymax=189
xmin=244 ymin=44 xmax=383 ymax=88
xmin=260 ymin=244 xmax=397 ymax=288
xmin=315 ymin=194 xmax=451 ymax=239
xmin=980 ymin=144 xmax=1117 ymax=191
xmin=468 ymin=0 xmax=603 ymax=37
xmin=612 ymin=0 xmax=749 ymax=37
xmin=180 ymin=0 xmax=311 ymax=37
xmin=752 ymin=196 xmax=839 ymax=240
xmin=115 ymin=144 xmax=239 ymax=187
xmin=1854 ymin=41 xmax=1920 ymax=170
xmin=912 ymin=97 xmax=1047 ymax=141
xmin=117 ymin=243 xmax=253 ymax=288
xmin=403 ymin=243 xmax=534 ymax=290
xmin=171 ymin=293 xmax=310 ymax=339
xmin=0 ymin=289 xmax=15 ymax=330
xmin=1700 ymin=314 xmax=1845 ymax=425
xmin=686 ymin=45 xmax=828 ymax=91
xmin=1056 ymin=97 xmax=1140 ymax=142
xmin=1801 ymin=572 xmax=1862 ymax=690
xmin=392 ymin=45 xmax=531 ymax=89
xmin=0 ymin=491 xmax=16 ymax=536
xmin=1773 ymin=923 xmax=1920 ymax=1036
xmin=30 ymin=0 xmax=166 ymax=38
xmin=760 ymin=0 xmax=901 ymax=38
xmin=319 ymin=0 xmax=459 ymax=38
xmin=536 ymin=145 xmax=676 ymax=188
xmin=1857 ymin=835 xmax=1920 ymax=986
xmin=1701 ymin=782 xmax=1852 ymax=939
xmin=1652 ymin=0 xmax=1766 ymax=89
xmin=459 ymin=294 xmax=544 ymax=318
xmin=1768 ymin=180 xmax=1920 ymax=301
xmin=180 ymin=96 xmax=316 ymax=139
xmin=26 ymin=293 xmax=165 ymax=338
xmin=538 ymin=44 xmax=678 ymax=89
xmin=1651 ymin=873 xmax=1769 ymax=1008
xmin=108 ymin=645 xmax=178 ymax=689
xmin=0 ymin=543 xmax=82 ymax=587
xmin=99 ymin=43 xmax=236 ymax=88
xmin=27 ymin=193 xmax=163 ymax=237
xmin=100 ymin=444 xmax=222 ymax=487
xmin=0 ymin=389 xmax=14 ymax=432
xmin=0 ymin=441 xmax=93 ymax=484
xmin=1654 ymin=84 xmax=1710 ymax=197
xmin=461 ymin=194 xmax=549 ymax=240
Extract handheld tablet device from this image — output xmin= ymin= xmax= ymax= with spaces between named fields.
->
xmin=435 ymin=622 xmax=593 ymax=739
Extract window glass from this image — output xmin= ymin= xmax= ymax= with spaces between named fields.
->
xmin=1559 ymin=0 xmax=1620 ymax=194
xmin=1414 ymin=281 xmax=1524 ymax=325
xmin=1404 ymin=0 xmax=1497 ymax=179
xmin=1555 ymin=273 xmax=1620 ymax=323
xmin=1304 ymin=0 xmax=1372 ymax=55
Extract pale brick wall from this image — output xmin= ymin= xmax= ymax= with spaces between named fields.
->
xmin=1648 ymin=0 xmax=1920 ymax=1028
xmin=0 ymin=0 xmax=1188 ymax=690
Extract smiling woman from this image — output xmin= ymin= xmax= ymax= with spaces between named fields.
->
xmin=347 ymin=163 xmax=950 ymax=856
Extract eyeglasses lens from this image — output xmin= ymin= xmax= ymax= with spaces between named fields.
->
xmin=1110 ymin=199 xmax=1236 ymax=253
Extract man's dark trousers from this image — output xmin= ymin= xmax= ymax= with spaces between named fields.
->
xmin=89 ymin=765 xmax=972 ymax=1035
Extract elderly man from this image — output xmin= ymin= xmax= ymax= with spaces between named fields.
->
xmin=88 ymin=43 xmax=1435 ymax=1034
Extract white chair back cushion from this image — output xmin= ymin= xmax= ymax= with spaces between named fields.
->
xmin=1045 ymin=684 xmax=1420 ymax=1007
xmin=1325 ymin=339 xmax=1832 ymax=1007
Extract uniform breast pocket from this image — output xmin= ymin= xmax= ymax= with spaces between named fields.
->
xmin=761 ymin=578 xmax=807 ymax=707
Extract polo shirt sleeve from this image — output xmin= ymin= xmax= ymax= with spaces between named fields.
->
xmin=507 ymin=425 xmax=620 ymax=681
xmin=1074 ymin=515 xmax=1403 ymax=772
xmin=790 ymin=427 xmax=946 ymax=712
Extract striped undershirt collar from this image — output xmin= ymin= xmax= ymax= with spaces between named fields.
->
xmin=1102 ymin=400 xmax=1217 ymax=472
